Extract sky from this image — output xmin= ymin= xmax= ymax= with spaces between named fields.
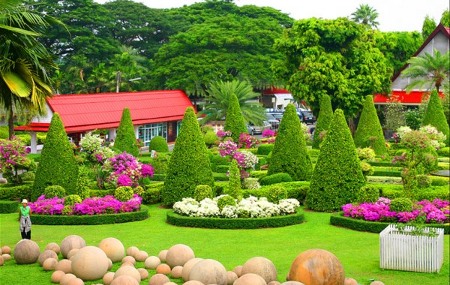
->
xmin=95 ymin=0 xmax=449 ymax=32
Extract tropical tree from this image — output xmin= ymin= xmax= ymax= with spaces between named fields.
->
xmin=401 ymin=49 xmax=450 ymax=93
xmin=351 ymin=4 xmax=379 ymax=28
xmin=0 ymin=0 xmax=58 ymax=138
xmin=421 ymin=15 xmax=437 ymax=39
xmin=200 ymin=80 xmax=266 ymax=125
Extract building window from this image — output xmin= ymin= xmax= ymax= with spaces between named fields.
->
xmin=138 ymin=123 xmax=167 ymax=146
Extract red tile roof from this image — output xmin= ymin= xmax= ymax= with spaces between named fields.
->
xmin=374 ymin=90 xmax=444 ymax=105
xmin=16 ymin=90 xmax=193 ymax=133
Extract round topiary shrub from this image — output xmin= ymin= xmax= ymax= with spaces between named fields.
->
xmin=165 ymin=244 xmax=195 ymax=268
xmin=98 ymin=237 xmax=125 ymax=263
xmin=71 ymin=246 xmax=110 ymax=281
xmin=194 ymin=185 xmax=214 ymax=202
xmin=217 ymin=195 xmax=236 ymax=211
xmin=204 ymin=131 xmax=219 ymax=148
xmin=356 ymin=185 xmax=380 ymax=203
xmin=14 ymin=239 xmax=40 ymax=264
xmin=259 ymin=173 xmax=292 ymax=186
xmin=149 ymin=136 xmax=169 ymax=152
xmin=390 ymin=198 xmax=413 ymax=212
xmin=114 ymin=186 xmax=134 ymax=201
xmin=44 ymin=185 xmax=66 ymax=198
xmin=64 ymin=195 xmax=82 ymax=206
xmin=266 ymin=185 xmax=288 ymax=203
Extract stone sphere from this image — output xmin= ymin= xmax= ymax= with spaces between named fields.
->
xmin=234 ymin=273 xmax=267 ymax=285
xmin=43 ymin=257 xmax=58 ymax=271
xmin=114 ymin=265 xmax=141 ymax=283
xmin=110 ymin=275 xmax=139 ymax=285
xmin=145 ymin=256 xmax=161 ymax=269
xmin=126 ymin=246 xmax=139 ymax=258
xmin=166 ymin=244 xmax=195 ymax=267
xmin=71 ymin=246 xmax=110 ymax=281
xmin=56 ymin=259 xmax=72 ymax=273
xmin=38 ymin=249 xmax=58 ymax=266
xmin=137 ymin=268 xmax=148 ymax=280
xmin=14 ymin=239 xmax=40 ymax=264
xmin=103 ymin=272 xmax=115 ymax=285
xmin=158 ymin=249 xmax=168 ymax=262
xmin=122 ymin=255 xmax=136 ymax=265
xmin=183 ymin=281 xmax=204 ymax=285
xmin=288 ymin=249 xmax=345 ymax=285
xmin=227 ymin=271 xmax=238 ymax=284
xmin=163 ymin=282 xmax=178 ymax=285
xmin=67 ymin=277 xmax=84 ymax=285
xmin=268 ymin=281 xmax=281 ymax=285
xmin=51 ymin=270 xmax=65 ymax=283
xmin=1 ymin=245 xmax=11 ymax=254
xmin=67 ymin=248 xmax=80 ymax=260
xmin=108 ymin=258 xmax=113 ymax=270
xmin=181 ymin=258 xmax=203 ymax=281
xmin=280 ymin=282 xmax=305 ymax=285
xmin=2 ymin=254 xmax=11 ymax=261
xmin=370 ymin=282 xmax=385 ymax=285
xmin=46 ymin=242 xmax=61 ymax=254
xmin=61 ymin=235 xmax=86 ymax=258
xmin=189 ymin=259 xmax=227 ymax=285
xmin=99 ymin=237 xmax=125 ymax=262
xmin=60 ymin=273 xmax=77 ymax=285
xmin=171 ymin=265 xmax=183 ymax=278
xmin=156 ymin=263 xmax=171 ymax=275
xmin=233 ymin=265 xmax=243 ymax=277
xmin=242 ymin=257 xmax=277 ymax=283
xmin=345 ymin=277 xmax=358 ymax=285
xmin=149 ymin=273 xmax=170 ymax=285
xmin=135 ymin=250 xmax=148 ymax=262
xmin=0 ymin=255 xmax=4 ymax=266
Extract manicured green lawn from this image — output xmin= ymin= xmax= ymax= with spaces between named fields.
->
xmin=0 ymin=205 xmax=449 ymax=285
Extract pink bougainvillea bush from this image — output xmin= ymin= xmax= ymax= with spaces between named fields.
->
xmin=342 ymin=198 xmax=449 ymax=224
xmin=29 ymin=194 xmax=142 ymax=215
xmin=102 ymin=152 xmax=154 ymax=187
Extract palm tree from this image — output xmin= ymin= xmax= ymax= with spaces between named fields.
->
xmin=401 ymin=49 xmax=450 ymax=93
xmin=0 ymin=0 xmax=58 ymax=138
xmin=199 ymin=80 xmax=266 ymax=125
xmin=351 ymin=4 xmax=379 ymax=28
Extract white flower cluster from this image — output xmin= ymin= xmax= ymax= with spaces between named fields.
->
xmin=396 ymin=125 xmax=446 ymax=149
xmin=80 ymin=132 xmax=103 ymax=153
xmin=240 ymin=151 xmax=259 ymax=169
xmin=173 ymin=195 xmax=300 ymax=218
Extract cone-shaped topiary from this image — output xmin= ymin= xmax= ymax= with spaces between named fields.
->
xmin=312 ymin=94 xmax=333 ymax=149
xmin=114 ymin=108 xmax=139 ymax=157
xmin=224 ymin=93 xmax=248 ymax=142
xmin=268 ymin=104 xmax=312 ymax=181
xmin=226 ymin=159 xmax=242 ymax=200
xmin=162 ymin=107 xmax=214 ymax=206
xmin=422 ymin=90 xmax=449 ymax=146
xmin=306 ymin=109 xmax=365 ymax=212
xmin=32 ymin=113 xmax=79 ymax=200
xmin=354 ymin=95 xmax=388 ymax=156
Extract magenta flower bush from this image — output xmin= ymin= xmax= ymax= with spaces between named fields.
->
xmin=262 ymin=129 xmax=275 ymax=138
xmin=29 ymin=194 xmax=142 ymax=215
xmin=342 ymin=198 xmax=450 ymax=224
xmin=238 ymin=133 xmax=259 ymax=149
xmin=103 ymin=152 xmax=154 ymax=187
xmin=218 ymin=141 xmax=238 ymax=157
xmin=0 ymin=137 xmax=32 ymax=184
xmin=216 ymin=130 xmax=231 ymax=139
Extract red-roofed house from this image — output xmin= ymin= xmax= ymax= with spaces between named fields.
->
xmin=15 ymin=90 xmax=194 ymax=153
xmin=374 ymin=23 xmax=449 ymax=105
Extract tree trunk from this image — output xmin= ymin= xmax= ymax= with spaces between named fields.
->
xmin=8 ymin=106 xmax=14 ymax=139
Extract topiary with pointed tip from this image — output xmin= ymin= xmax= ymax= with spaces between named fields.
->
xmin=162 ymin=107 xmax=214 ymax=206
xmin=422 ymin=90 xmax=449 ymax=146
xmin=354 ymin=95 xmax=388 ymax=156
xmin=224 ymin=93 xmax=248 ymax=142
xmin=306 ymin=109 xmax=365 ymax=212
xmin=268 ymin=104 xmax=312 ymax=181
xmin=312 ymin=94 xmax=333 ymax=149
xmin=114 ymin=108 xmax=139 ymax=157
xmin=32 ymin=113 xmax=79 ymax=200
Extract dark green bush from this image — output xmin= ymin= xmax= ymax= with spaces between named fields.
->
xmin=194 ymin=185 xmax=214 ymax=201
xmin=0 ymin=184 xmax=32 ymax=201
xmin=114 ymin=186 xmax=134 ymax=201
xmin=89 ymin=189 xmax=114 ymax=198
xmin=372 ymin=170 xmax=402 ymax=177
xmin=142 ymin=182 xmax=164 ymax=204
xmin=19 ymin=171 xmax=35 ymax=182
xmin=148 ymin=152 xmax=171 ymax=174
xmin=257 ymin=144 xmax=274 ymax=155
xmin=215 ymin=165 xmax=230 ymax=173
xmin=162 ymin=107 xmax=215 ymax=206
xmin=356 ymin=185 xmax=380 ymax=203
xmin=312 ymin=94 xmax=333 ymax=149
xmin=416 ymin=186 xmax=450 ymax=201
xmin=245 ymin=181 xmax=310 ymax=204
xmin=114 ymin=108 xmax=139 ymax=156
xmin=250 ymin=170 xmax=267 ymax=179
xmin=354 ymin=95 xmax=388 ymax=155
xmin=268 ymin=104 xmax=312 ymax=181
xmin=266 ymin=185 xmax=287 ymax=203
xmin=416 ymin=174 xmax=432 ymax=189
xmin=150 ymin=174 xmax=166 ymax=181
xmin=217 ymin=195 xmax=236 ymax=211
xmin=307 ymin=109 xmax=366 ymax=212
xmin=213 ymin=173 xmax=229 ymax=181
xmin=214 ymin=181 xmax=228 ymax=196
xmin=64 ymin=195 xmax=82 ymax=206
xmin=422 ymin=90 xmax=449 ymax=146
xmin=204 ymin=131 xmax=218 ymax=148
xmin=390 ymin=198 xmax=413 ymax=212
xmin=224 ymin=93 xmax=248 ymax=142
xmin=259 ymin=173 xmax=292 ymax=186
xmin=44 ymin=185 xmax=66 ymax=198
xmin=32 ymin=113 xmax=79 ymax=200
xmin=0 ymin=200 xmax=19 ymax=213
xmin=149 ymin=136 xmax=169 ymax=152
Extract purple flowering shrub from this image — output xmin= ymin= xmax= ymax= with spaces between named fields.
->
xmin=238 ymin=133 xmax=259 ymax=149
xmin=342 ymin=197 xmax=450 ymax=224
xmin=102 ymin=152 xmax=154 ymax=187
xmin=29 ymin=194 xmax=142 ymax=215
xmin=0 ymin=137 xmax=33 ymax=184
xmin=262 ymin=129 xmax=275 ymax=138
xmin=217 ymin=130 xmax=232 ymax=139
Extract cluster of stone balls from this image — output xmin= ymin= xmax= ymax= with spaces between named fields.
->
xmin=0 ymin=235 xmax=385 ymax=285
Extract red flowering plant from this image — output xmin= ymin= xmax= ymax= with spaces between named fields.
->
xmin=0 ymin=137 xmax=34 ymax=185
xmin=102 ymin=152 xmax=154 ymax=187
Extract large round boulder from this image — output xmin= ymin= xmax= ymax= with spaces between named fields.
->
xmin=156 ymin=263 xmax=171 ymax=275
xmin=45 ymin=242 xmax=61 ymax=254
xmin=171 ymin=265 xmax=183 ymax=278
xmin=110 ymin=275 xmax=139 ymax=285
xmin=189 ymin=259 xmax=227 ymax=285
xmin=14 ymin=239 xmax=40 ymax=264
xmin=149 ymin=273 xmax=170 ymax=285
xmin=51 ymin=270 xmax=65 ymax=283
xmin=126 ymin=246 xmax=139 ymax=258
xmin=181 ymin=258 xmax=203 ymax=281
xmin=60 ymin=273 xmax=77 ymax=285
xmin=166 ymin=244 xmax=195 ymax=267
xmin=234 ymin=273 xmax=267 ymax=285
xmin=98 ymin=237 xmax=125 ymax=262
xmin=61 ymin=235 xmax=86 ymax=258
xmin=241 ymin=257 xmax=277 ymax=283
xmin=38 ymin=249 xmax=58 ymax=266
xmin=288 ymin=249 xmax=345 ymax=285
xmin=103 ymin=272 xmax=115 ymax=285
xmin=158 ymin=249 xmax=168 ymax=262
xmin=55 ymin=259 xmax=72 ymax=273
xmin=43 ymin=257 xmax=58 ymax=271
xmin=144 ymin=256 xmax=161 ymax=269
xmin=71 ymin=246 xmax=110 ymax=281
xmin=114 ymin=265 xmax=141 ymax=283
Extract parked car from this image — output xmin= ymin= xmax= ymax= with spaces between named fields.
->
xmin=266 ymin=113 xmax=280 ymax=129
xmin=297 ymin=109 xmax=316 ymax=124
xmin=247 ymin=121 xmax=271 ymax=135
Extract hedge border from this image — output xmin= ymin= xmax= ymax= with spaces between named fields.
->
xmin=31 ymin=205 xmax=149 ymax=225
xmin=166 ymin=208 xmax=304 ymax=229
xmin=330 ymin=212 xmax=449 ymax=234
xmin=0 ymin=200 xmax=19 ymax=213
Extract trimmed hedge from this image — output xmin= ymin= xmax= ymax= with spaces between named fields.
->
xmin=330 ymin=213 xmax=449 ymax=234
xmin=372 ymin=170 xmax=402 ymax=177
xmin=166 ymin=208 xmax=304 ymax=229
xmin=142 ymin=183 xmax=163 ymax=204
xmin=437 ymin=147 xmax=449 ymax=156
xmin=0 ymin=184 xmax=32 ymax=201
xmin=257 ymin=144 xmax=274 ymax=155
xmin=31 ymin=205 xmax=149 ymax=225
xmin=245 ymin=181 xmax=310 ymax=204
xmin=0 ymin=200 xmax=19 ymax=213
xmin=259 ymin=173 xmax=292 ymax=185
